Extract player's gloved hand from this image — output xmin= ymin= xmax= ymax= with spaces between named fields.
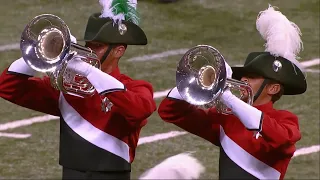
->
xmin=67 ymin=56 xmax=125 ymax=94
xmin=70 ymin=34 xmax=77 ymax=44
xmin=224 ymin=60 xmax=233 ymax=79
xmin=8 ymin=57 xmax=38 ymax=77
xmin=66 ymin=34 xmax=94 ymax=76
xmin=221 ymin=88 xmax=262 ymax=132
xmin=67 ymin=57 xmax=94 ymax=77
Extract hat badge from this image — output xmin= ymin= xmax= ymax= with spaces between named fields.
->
xmin=118 ymin=23 xmax=127 ymax=35
xmin=272 ymin=60 xmax=282 ymax=72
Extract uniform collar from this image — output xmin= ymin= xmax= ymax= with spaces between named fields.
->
xmin=108 ymin=67 xmax=121 ymax=78
xmin=254 ymin=101 xmax=274 ymax=112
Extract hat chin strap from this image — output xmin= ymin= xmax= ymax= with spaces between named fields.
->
xmin=253 ymin=79 xmax=270 ymax=102
xmin=100 ymin=45 xmax=115 ymax=64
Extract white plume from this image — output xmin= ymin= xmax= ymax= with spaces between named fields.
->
xmin=130 ymin=0 xmax=137 ymax=9
xmin=256 ymin=4 xmax=304 ymax=71
xmin=139 ymin=152 xmax=205 ymax=179
xmin=98 ymin=0 xmax=138 ymax=24
xmin=99 ymin=0 xmax=114 ymax=18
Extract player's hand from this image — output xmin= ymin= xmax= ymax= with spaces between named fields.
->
xmin=225 ymin=61 xmax=233 ymax=79
xmin=70 ymin=34 xmax=77 ymax=43
xmin=67 ymin=57 xmax=94 ymax=77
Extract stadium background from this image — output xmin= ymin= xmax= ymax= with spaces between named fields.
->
xmin=0 ymin=0 xmax=319 ymax=179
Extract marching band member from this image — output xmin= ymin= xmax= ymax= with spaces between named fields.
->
xmin=0 ymin=0 xmax=156 ymax=179
xmin=158 ymin=5 xmax=307 ymax=179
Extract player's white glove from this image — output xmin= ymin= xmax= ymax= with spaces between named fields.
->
xmin=225 ymin=61 xmax=233 ymax=79
xmin=67 ymin=57 xmax=125 ymax=94
xmin=67 ymin=57 xmax=93 ymax=77
xmin=70 ymin=34 xmax=77 ymax=43
xmin=167 ymin=87 xmax=183 ymax=100
xmin=8 ymin=57 xmax=37 ymax=77
xmin=220 ymin=61 xmax=263 ymax=132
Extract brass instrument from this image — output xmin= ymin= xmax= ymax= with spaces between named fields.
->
xmin=20 ymin=14 xmax=101 ymax=98
xmin=176 ymin=45 xmax=253 ymax=114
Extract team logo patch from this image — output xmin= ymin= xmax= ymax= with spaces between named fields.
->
xmin=101 ymin=97 xmax=113 ymax=113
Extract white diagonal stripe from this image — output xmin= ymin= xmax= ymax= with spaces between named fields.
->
xmin=219 ymin=126 xmax=281 ymax=179
xmin=59 ymin=93 xmax=130 ymax=162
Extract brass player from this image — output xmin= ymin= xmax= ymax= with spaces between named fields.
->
xmin=158 ymin=5 xmax=307 ymax=179
xmin=0 ymin=0 xmax=156 ymax=179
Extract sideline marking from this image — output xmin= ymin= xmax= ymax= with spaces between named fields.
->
xmin=0 ymin=132 xmax=31 ymax=139
xmin=0 ymin=43 xmax=19 ymax=52
xmin=138 ymin=131 xmax=188 ymax=145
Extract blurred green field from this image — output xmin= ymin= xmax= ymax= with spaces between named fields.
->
xmin=0 ymin=0 xmax=319 ymax=179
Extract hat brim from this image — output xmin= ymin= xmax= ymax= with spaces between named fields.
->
xmin=231 ymin=66 xmax=307 ymax=95
xmin=231 ymin=66 xmax=256 ymax=80
xmin=81 ymin=13 xmax=148 ymax=45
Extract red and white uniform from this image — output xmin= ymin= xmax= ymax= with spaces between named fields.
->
xmin=0 ymin=58 xmax=156 ymax=172
xmin=158 ymin=88 xmax=301 ymax=180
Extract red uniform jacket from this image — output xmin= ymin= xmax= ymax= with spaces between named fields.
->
xmin=0 ymin=64 xmax=156 ymax=171
xmin=158 ymin=96 xmax=301 ymax=179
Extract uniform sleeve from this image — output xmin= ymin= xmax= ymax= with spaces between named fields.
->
xmin=105 ymin=79 xmax=157 ymax=126
xmin=0 ymin=59 xmax=60 ymax=116
xmin=220 ymin=90 xmax=301 ymax=153
xmin=83 ymin=67 xmax=156 ymax=126
xmin=260 ymin=111 xmax=301 ymax=152
xmin=158 ymin=87 xmax=223 ymax=146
